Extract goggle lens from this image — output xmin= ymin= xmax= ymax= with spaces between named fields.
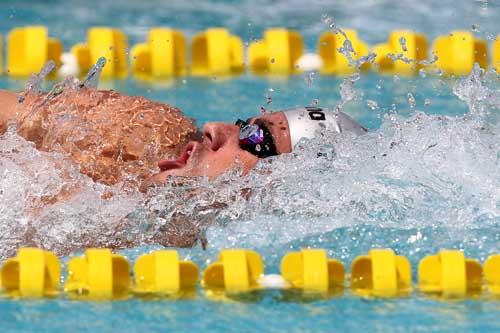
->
xmin=235 ymin=119 xmax=278 ymax=158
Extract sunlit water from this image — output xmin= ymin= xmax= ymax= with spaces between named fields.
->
xmin=0 ymin=0 xmax=500 ymax=332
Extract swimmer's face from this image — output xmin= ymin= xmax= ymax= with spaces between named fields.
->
xmin=149 ymin=112 xmax=292 ymax=182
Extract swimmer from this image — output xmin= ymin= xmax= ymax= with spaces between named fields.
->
xmin=0 ymin=87 xmax=366 ymax=253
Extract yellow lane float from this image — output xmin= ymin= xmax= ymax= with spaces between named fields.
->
xmin=0 ymin=248 xmax=60 ymax=298
xmin=64 ymin=248 xmax=130 ymax=299
xmin=280 ymin=248 xmax=344 ymax=292
xmin=131 ymin=28 xmax=186 ymax=79
xmin=7 ymin=26 xmax=62 ymax=77
xmin=1 ymin=247 xmax=499 ymax=300
xmin=190 ymin=28 xmax=244 ymax=77
xmin=351 ymin=248 xmax=412 ymax=297
xmin=318 ymin=29 xmax=370 ymax=74
xmin=493 ymin=36 xmax=500 ymax=73
xmin=71 ymin=27 xmax=128 ymax=79
xmin=248 ymin=28 xmax=304 ymax=75
xmin=484 ymin=254 xmax=500 ymax=295
xmin=203 ymin=249 xmax=263 ymax=293
xmin=133 ymin=250 xmax=198 ymax=295
xmin=372 ymin=30 xmax=428 ymax=75
xmin=418 ymin=250 xmax=482 ymax=297
xmin=432 ymin=31 xmax=488 ymax=75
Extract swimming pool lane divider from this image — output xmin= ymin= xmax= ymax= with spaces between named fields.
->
xmin=1 ymin=26 xmax=499 ymax=79
xmin=71 ymin=27 xmax=129 ymax=79
xmin=6 ymin=26 xmax=63 ymax=77
xmin=247 ymin=28 xmax=304 ymax=75
xmin=130 ymin=28 xmax=187 ymax=78
xmin=1 ymin=247 xmax=499 ymax=300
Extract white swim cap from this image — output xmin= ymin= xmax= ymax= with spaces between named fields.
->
xmin=283 ymin=106 xmax=367 ymax=147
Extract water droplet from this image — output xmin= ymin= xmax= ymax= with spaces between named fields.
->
xmin=79 ymin=57 xmax=107 ymax=89
xmin=399 ymin=36 xmax=408 ymax=52
xmin=407 ymin=92 xmax=416 ymax=109
xmin=304 ymin=72 xmax=315 ymax=87
xmin=367 ymin=100 xmax=379 ymax=110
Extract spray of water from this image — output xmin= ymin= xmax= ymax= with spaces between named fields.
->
xmin=0 ymin=64 xmax=499 ymax=260
xmin=321 ymin=14 xmax=377 ymax=71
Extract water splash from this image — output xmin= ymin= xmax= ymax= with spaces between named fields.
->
xmin=321 ymin=14 xmax=346 ymax=38
xmin=37 ymin=76 xmax=80 ymax=108
xmin=453 ymin=64 xmax=500 ymax=116
xmin=1 ymin=63 xmax=499 ymax=260
xmin=321 ymin=14 xmax=377 ymax=71
xmin=304 ymin=71 xmax=316 ymax=87
xmin=407 ymin=92 xmax=416 ymax=109
xmin=399 ymin=36 xmax=408 ymax=52
xmin=17 ymin=61 xmax=56 ymax=103
xmin=367 ymin=100 xmax=379 ymax=110
xmin=419 ymin=54 xmax=439 ymax=66
xmin=79 ymin=57 xmax=107 ymax=89
xmin=336 ymin=73 xmax=361 ymax=111
xmin=387 ymin=52 xmax=414 ymax=65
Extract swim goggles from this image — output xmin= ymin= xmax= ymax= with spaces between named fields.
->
xmin=235 ymin=119 xmax=278 ymax=158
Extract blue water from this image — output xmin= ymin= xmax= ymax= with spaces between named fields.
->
xmin=0 ymin=1 xmax=500 ymax=332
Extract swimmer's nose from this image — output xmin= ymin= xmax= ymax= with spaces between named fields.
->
xmin=202 ymin=122 xmax=239 ymax=151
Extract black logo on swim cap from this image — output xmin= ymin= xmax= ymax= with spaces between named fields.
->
xmin=305 ymin=106 xmax=325 ymax=121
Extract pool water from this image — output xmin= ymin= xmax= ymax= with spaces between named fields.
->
xmin=0 ymin=1 xmax=499 ymax=332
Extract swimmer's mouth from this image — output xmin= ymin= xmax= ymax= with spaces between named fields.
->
xmin=158 ymin=142 xmax=197 ymax=171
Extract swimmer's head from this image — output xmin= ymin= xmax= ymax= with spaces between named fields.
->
xmin=149 ymin=107 xmax=366 ymax=183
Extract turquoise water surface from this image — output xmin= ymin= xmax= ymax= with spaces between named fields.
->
xmin=0 ymin=1 xmax=499 ymax=332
